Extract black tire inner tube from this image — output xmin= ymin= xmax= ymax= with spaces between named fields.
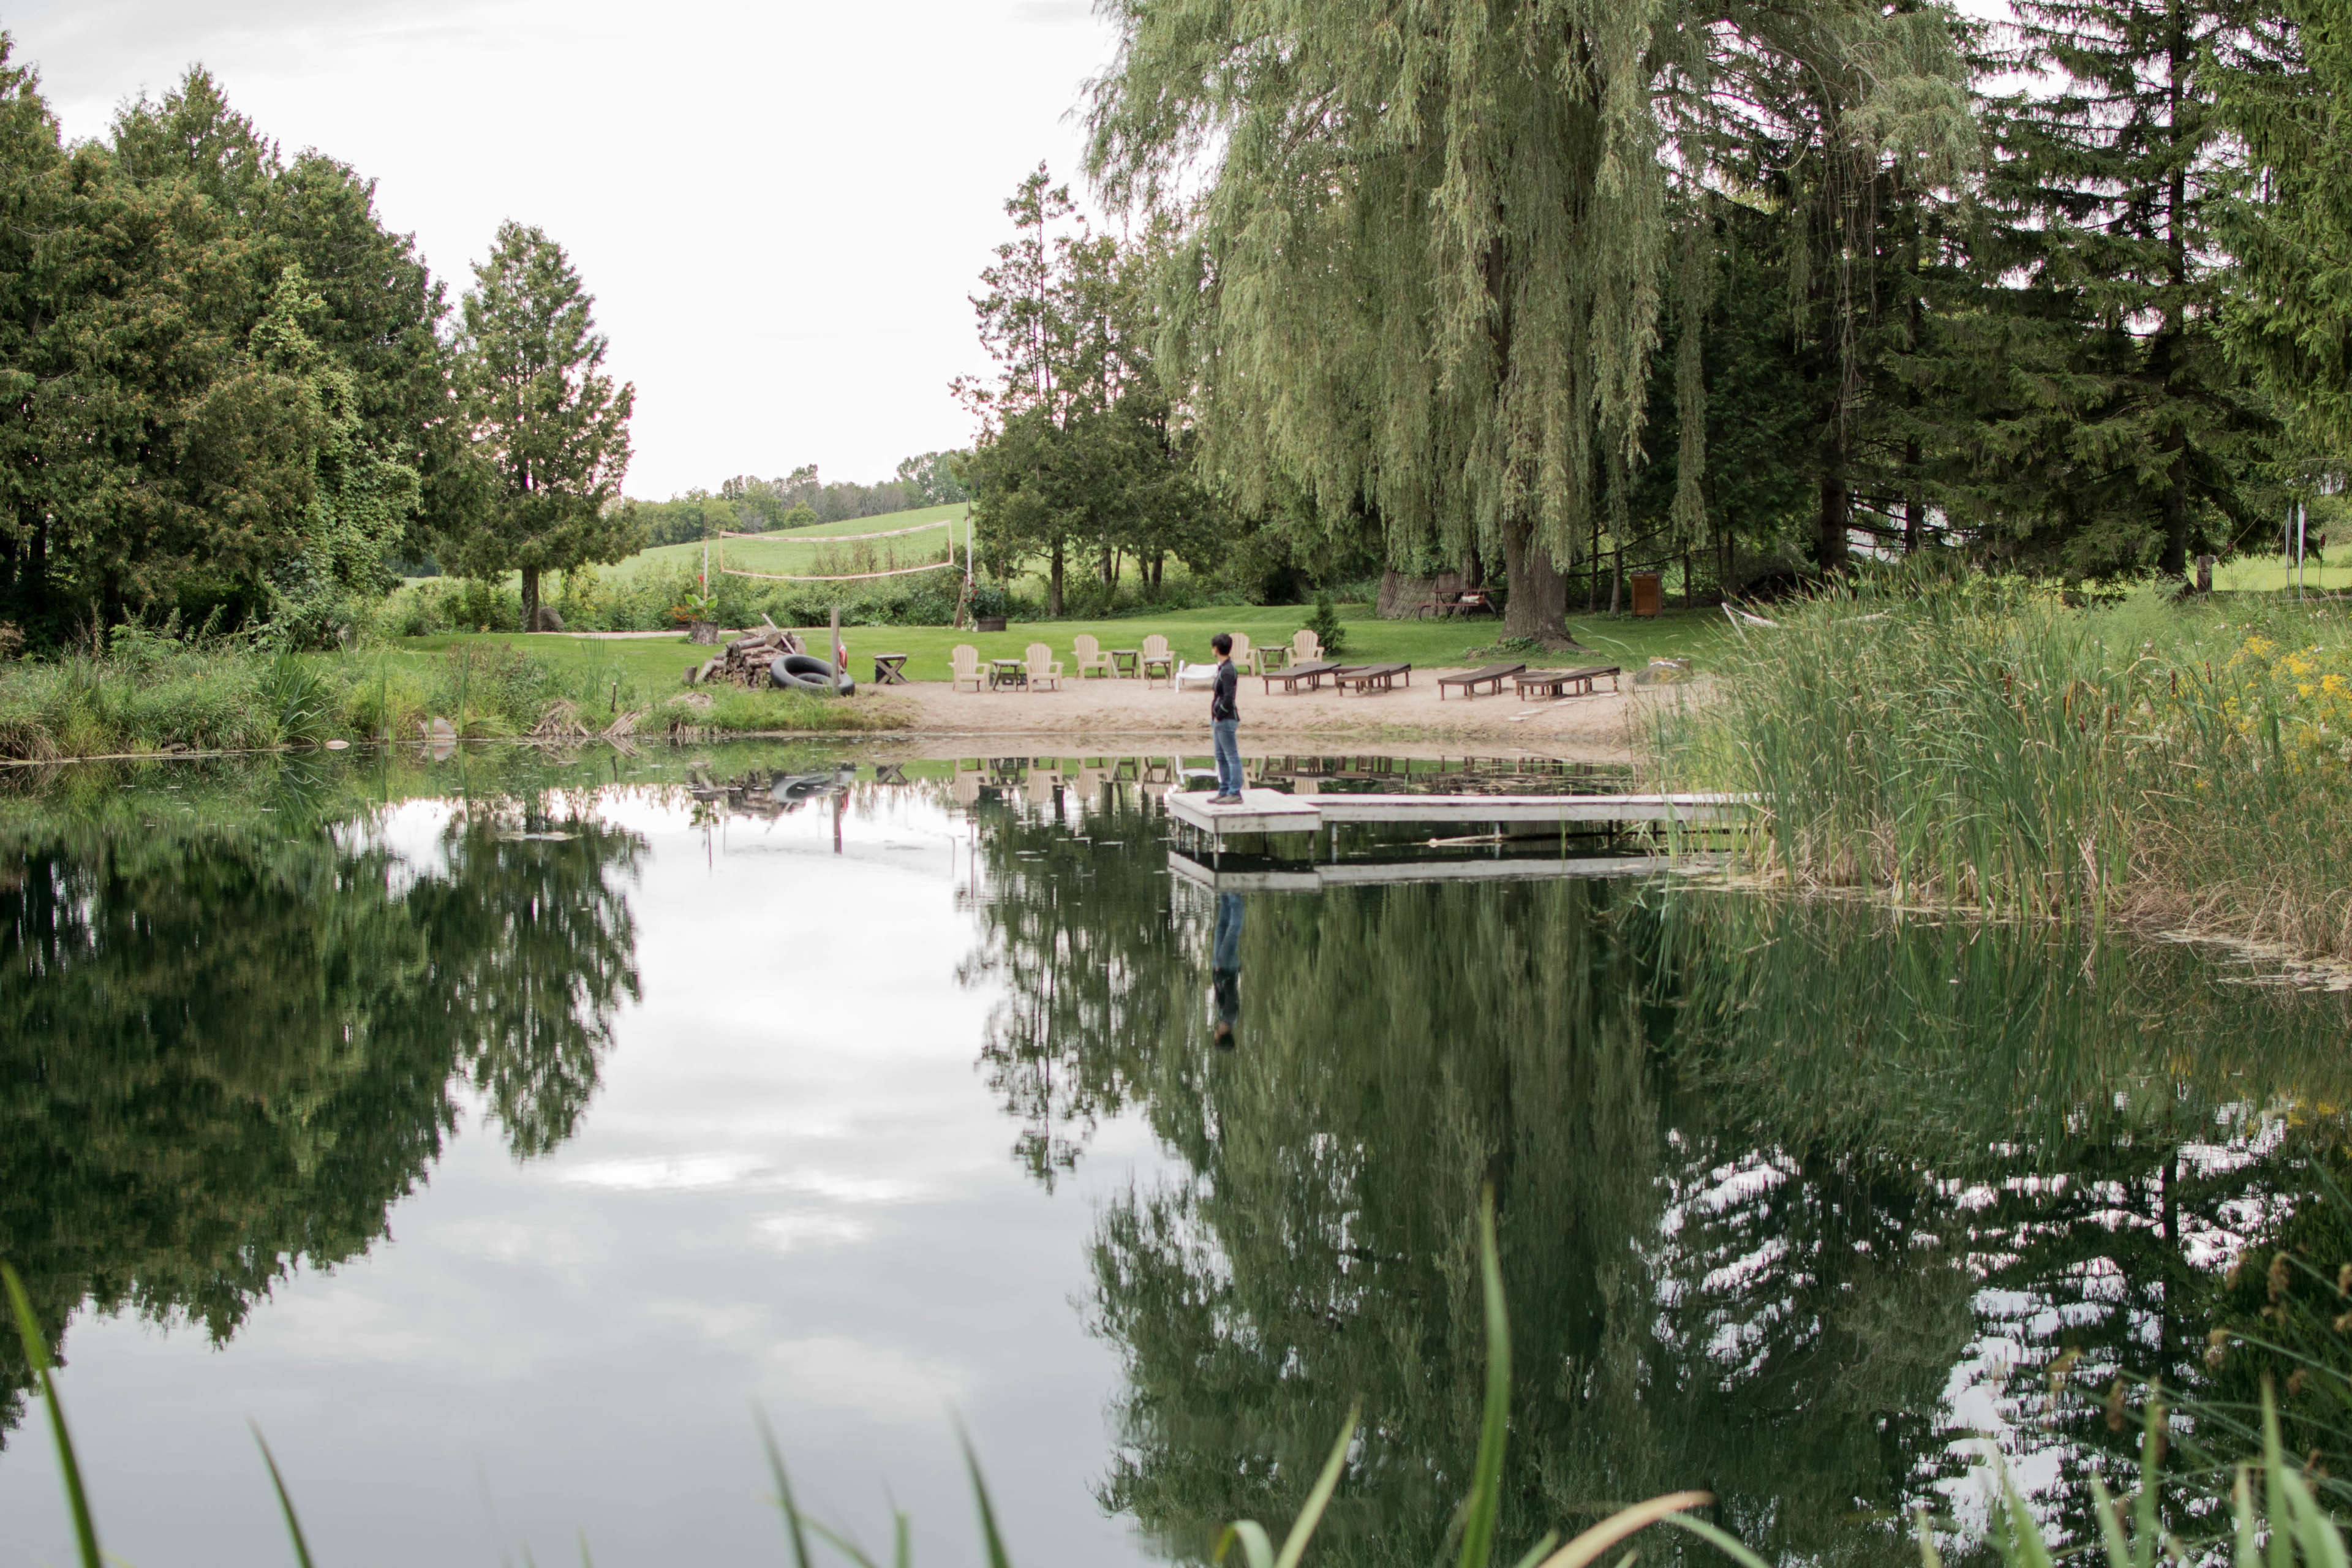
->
xmin=769 ymin=653 xmax=854 ymax=696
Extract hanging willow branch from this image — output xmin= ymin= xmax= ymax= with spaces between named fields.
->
xmin=1085 ymin=0 xmax=1973 ymax=601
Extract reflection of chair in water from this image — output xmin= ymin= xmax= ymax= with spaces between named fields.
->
xmin=1109 ymin=756 xmax=1141 ymax=784
xmin=951 ymin=644 xmax=984 ymax=693
xmin=1026 ymin=767 xmax=1058 ymax=807
xmin=1140 ymin=635 xmax=1175 ymax=687
xmin=1072 ymin=635 xmax=1115 ymax=680
xmin=951 ymin=762 xmax=983 ymax=808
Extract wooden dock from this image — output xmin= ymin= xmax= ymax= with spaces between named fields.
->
xmin=1162 ymin=786 xmax=1749 ymax=843
xmin=1167 ymin=849 xmax=1730 ymax=894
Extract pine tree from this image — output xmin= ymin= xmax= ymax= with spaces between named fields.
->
xmin=2213 ymin=4 xmax=2348 ymax=449
xmin=1961 ymin=0 xmax=2279 ymax=576
xmin=450 ymin=222 xmax=636 ymax=628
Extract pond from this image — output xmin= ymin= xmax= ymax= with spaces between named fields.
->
xmin=3 ymin=743 xmax=2349 ymax=1566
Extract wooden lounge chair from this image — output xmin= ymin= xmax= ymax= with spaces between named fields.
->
xmin=1332 ymin=663 xmax=1411 ymax=695
xmin=1514 ymin=665 xmax=1622 ymax=700
xmin=1024 ymin=642 xmax=1064 ymax=692
xmin=1140 ymin=634 xmax=1175 ymax=688
xmin=950 ymin=644 xmax=985 ymax=693
xmin=1264 ymin=659 xmax=1342 ymax=695
xmin=1438 ymin=663 xmax=1526 ymax=700
xmin=1072 ymin=634 xmax=1115 ymax=679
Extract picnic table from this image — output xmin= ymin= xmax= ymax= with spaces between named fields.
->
xmin=1513 ymin=665 xmax=1621 ymax=700
xmin=1437 ymin=662 xmax=1526 ymax=700
xmin=989 ymin=657 xmax=1028 ymax=691
xmin=1332 ymin=663 xmax=1412 ymax=695
xmin=1264 ymin=659 xmax=1343 ymax=695
xmin=1109 ymin=647 xmax=1141 ymax=678
xmin=870 ymin=652 xmax=910 ymax=686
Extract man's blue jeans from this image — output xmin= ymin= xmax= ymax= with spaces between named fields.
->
xmin=1212 ymin=718 xmax=1243 ymax=796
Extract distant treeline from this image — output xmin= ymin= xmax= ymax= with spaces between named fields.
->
xmin=633 ymin=454 xmax=970 ymax=548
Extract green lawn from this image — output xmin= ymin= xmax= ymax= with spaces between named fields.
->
xmin=396 ymin=603 xmax=1730 ymax=687
xmin=2212 ymin=555 xmax=2352 ymax=593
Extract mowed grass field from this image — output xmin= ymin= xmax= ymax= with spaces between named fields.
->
xmin=624 ymin=503 xmax=973 ymax=577
xmin=396 ymin=603 xmax=1733 ymax=688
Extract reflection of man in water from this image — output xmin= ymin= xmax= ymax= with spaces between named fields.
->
xmin=1212 ymin=892 xmax=1242 ymax=1050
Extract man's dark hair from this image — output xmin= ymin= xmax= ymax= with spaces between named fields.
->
xmin=1212 ymin=633 xmax=1232 ymax=655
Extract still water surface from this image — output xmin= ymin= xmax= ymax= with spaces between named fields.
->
xmin=3 ymin=745 xmax=2348 ymax=1566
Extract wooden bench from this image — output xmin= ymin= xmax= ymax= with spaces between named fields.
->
xmin=1264 ymin=659 xmax=1343 ymax=695
xmin=1331 ymin=663 xmax=1411 ymax=695
xmin=1437 ymin=662 xmax=1526 ymax=700
xmin=1514 ymin=665 xmax=1622 ymax=701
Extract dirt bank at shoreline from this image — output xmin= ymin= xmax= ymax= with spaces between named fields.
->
xmin=850 ymin=671 xmax=1704 ymax=761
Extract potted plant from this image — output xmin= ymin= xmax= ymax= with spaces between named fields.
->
xmin=673 ymin=581 xmax=722 ymax=644
xmin=969 ymin=583 xmax=1009 ymax=634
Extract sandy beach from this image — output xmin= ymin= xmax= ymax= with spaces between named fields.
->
xmin=856 ymin=669 xmax=1702 ymax=761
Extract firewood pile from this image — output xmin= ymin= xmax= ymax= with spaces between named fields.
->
xmin=685 ymin=624 xmax=805 ymax=687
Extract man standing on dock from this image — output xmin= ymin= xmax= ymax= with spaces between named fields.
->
xmin=1208 ymin=633 xmax=1242 ymax=804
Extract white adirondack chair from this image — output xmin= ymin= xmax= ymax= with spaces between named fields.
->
xmin=1072 ymin=634 xmax=1115 ymax=679
xmin=1025 ymin=642 xmax=1064 ymax=692
xmin=951 ymin=644 xmax=984 ymax=693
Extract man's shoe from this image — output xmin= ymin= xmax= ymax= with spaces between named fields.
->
xmin=1210 ymin=793 xmax=1241 ymax=805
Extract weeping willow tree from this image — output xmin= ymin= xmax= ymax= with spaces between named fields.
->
xmin=1086 ymin=0 xmax=1970 ymax=637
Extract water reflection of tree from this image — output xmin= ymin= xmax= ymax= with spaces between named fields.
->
xmin=0 ymin=805 xmax=643 ymax=1441
xmin=958 ymin=784 xmax=1205 ymax=1186
xmin=959 ymin=809 xmax=2352 ymax=1562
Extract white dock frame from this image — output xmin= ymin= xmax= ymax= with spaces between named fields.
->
xmin=1163 ymin=786 xmax=1750 ymax=858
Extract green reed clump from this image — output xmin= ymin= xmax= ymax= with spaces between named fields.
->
xmin=1671 ymin=570 xmax=2352 ymax=954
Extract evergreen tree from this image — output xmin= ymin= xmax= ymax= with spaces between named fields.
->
xmin=450 ymin=222 xmax=636 ymax=629
xmin=2213 ymin=4 xmax=2348 ymax=450
xmin=1960 ymin=0 xmax=2280 ymax=576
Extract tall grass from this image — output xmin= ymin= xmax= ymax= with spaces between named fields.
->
xmin=0 ymin=631 xmax=903 ymax=760
xmin=12 ymin=1196 xmax=2348 ymax=1568
xmin=1668 ymin=570 xmax=2352 ymax=955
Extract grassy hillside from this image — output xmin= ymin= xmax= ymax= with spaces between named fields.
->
xmin=623 ymin=503 xmax=973 ymax=578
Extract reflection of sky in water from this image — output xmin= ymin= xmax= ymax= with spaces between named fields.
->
xmin=0 ymin=782 xmax=1166 ymax=1567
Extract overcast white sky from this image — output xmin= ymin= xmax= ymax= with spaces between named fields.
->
xmin=8 ymin=0 xmax=1123 ymax=497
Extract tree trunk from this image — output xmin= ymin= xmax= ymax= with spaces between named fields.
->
xmin=1904 ymin=437 xmax=1924 ymax=556
xmin=1816 ymin=425 xmax=1850 ymax=571
xmin=1498 ymin=516 xmax=1567 ymax=641
xmin=1049 ymin=542 xmax=1065 ymax=617
xmin=521 ymin=566 xmax=542 ymax=630
xmin=2161 ymin=451 xmax=2190 ymax=578
xmin=1463 ymin=545 xmax=1485 ymax=589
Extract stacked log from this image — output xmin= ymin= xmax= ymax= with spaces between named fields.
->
xmin=685 ymin=624 xmax=804 ymax=687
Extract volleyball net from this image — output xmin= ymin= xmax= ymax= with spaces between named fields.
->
xmin=713 ymin=516 xmax=964 ymax=586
